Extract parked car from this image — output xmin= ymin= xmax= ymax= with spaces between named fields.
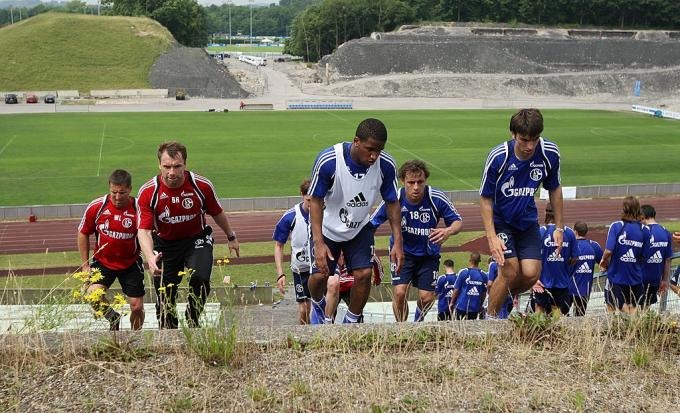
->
xmin=44 ymin=94 xmax=56 ymax=104
xmin=175 ymin=90 xmax=186 ymax=100
xmin=5 ymin=94 xmax=18 ymax=104
xmin=26 ymin=94 xmax=38 ymax=104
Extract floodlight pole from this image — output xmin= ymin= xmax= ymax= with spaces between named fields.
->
xmin=227 ymin=0 xmax=232 ymax=45
xmin=249 ymin=0 xmax=254 ymax=47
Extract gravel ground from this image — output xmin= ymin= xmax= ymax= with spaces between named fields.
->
xmin=149 ymin=45 xmax=249 ymax=99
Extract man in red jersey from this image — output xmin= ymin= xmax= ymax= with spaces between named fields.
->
xmin=78 ymin=169 xmax=145 ymax=330
xmin=137 ymin=142 xmax=240 ymax=329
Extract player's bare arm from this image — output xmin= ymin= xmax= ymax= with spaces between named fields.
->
xmin=76 ymin=231 xmax=92 ymax=272
xmin=480 ymin=196 xmax=506 ymax=266
xmin=386 ymin=199 xmax=404 ymax=273
xmin=429 ymin=220 xmax=463 ymax=246
xmin=138 ymin=229 xmax=162 ymax=276
xmin=274 ymin=241 xmax=287 ymax=294
xmin=660 ymin=258 xmax=671 ymax=294
xmin=213 ymin=211 xmax=240 ymax=257
xmin=549 ymin=186 xmax=565 ymax=256
xmin=310 ymin=196 xmax=333 ymax=275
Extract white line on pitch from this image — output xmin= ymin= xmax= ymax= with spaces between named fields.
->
xmin=96 ymin=124 xmax=106 ymax=177
xmin=0 ymin=135 xmax=17 ymax=157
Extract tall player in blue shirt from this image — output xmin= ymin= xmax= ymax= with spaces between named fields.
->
xmin=273 ymin=179 xmax=312 ymax=325
xmin=531 ymin=204 xmax=577 ymax=316
xmin=569 ymin=222 xmax=603 ymax=317
xmin=640 ymin=204 xmax=672 ymax=309
xmin=600 ymin=196 xmax=651 ymax=314
xmin=308 ymin=118 xmax=403 ymax=324
xmin=479 ymin=109 xmax=564 ymax=319
xmin=370 ymin=160 xmax=463 ymax=322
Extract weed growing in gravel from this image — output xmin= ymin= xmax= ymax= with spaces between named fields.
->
xmin=508 ymin=311 xmax=564 ymax=347
xmin=181 ymin=309 xmax=242 ymax=367
xmin=88 ymin=332 xmax=156 ymax=362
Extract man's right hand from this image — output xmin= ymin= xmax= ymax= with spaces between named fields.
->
xmin=147 ymin=251 xmax=163 ymax=276
xmin=487 ymin=235 xmax=506 ymax=266
xmin=276 ymin=275 xmax=286 ymax=294
xmin=313 ymin=241 xmax=334 ymax=276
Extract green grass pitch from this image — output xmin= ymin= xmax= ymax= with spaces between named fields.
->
xmin=0 ymin=109 xmax=677 ymax=206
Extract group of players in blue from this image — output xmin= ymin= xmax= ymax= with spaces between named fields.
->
xmin=273 ymin=110 xmax=678 ymax=325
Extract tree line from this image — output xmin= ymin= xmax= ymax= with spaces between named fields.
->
xmin=284 ymin=0 xmax=680 ymax=61
xmin=2 ymin=0 xmax=680 ymax=54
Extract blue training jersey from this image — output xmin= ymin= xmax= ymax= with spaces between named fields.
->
xmin=309 ymin=142 xmax=398 ymax=202
xmin=480 ymin=138 xmax=561 ymax=231
xmin=605 ymin=220 xmax=651 ymax=286
xmin=435 ymin=272 xmax=458 ymax=313
xmin=642 ymin=223 xmax=673 ymax=286
xmin=453 ymin=267 xmax=488 ymax=313
xmin=370 ymin=186 xmax=462 ymax=256
xmin=272 ymin=202 xmax=309 ymax=244
xmin=569 ymin=238 xmax=603 ymax=297
xmin=488 ymin=261 xmax=513 ymax=318
xmin=539 ymin=224 xmax=577 ymax=289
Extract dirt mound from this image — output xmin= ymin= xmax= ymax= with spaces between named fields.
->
xmin=149 ymin=45 xmax=249 ymax=99
xmin=315 ymin=25 xmax=680 ymax=98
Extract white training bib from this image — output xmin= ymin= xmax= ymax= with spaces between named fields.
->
xmin=290 ymin=204 xmax=311 ymax=273
xmin=323 ymin=143 xmax=381 ymax=242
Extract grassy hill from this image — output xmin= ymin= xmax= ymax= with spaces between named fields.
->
xmin=0 ymin=12 xmax=174 ymax=92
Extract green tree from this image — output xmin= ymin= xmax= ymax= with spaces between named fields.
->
xmin=152 ymin=0 xmax=208 ymax=47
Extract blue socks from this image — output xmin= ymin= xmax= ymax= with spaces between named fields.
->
xmin=310 ymin=297 xmax=327 ymax=325
xmin=342 ymin=309 xmax=361 ymax=324
xmin=414 ymin=307 xmax=423 ymax=322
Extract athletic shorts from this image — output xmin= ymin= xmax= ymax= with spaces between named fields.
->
xmin=530 ymin=287 xmax=571 ymax=315
xmin=494 ymin=221 xmax=541 ymax=260
xmin=153 ymin=226 xmax=215 ymax=287
xmin=339 ymin=290 xmax=351 ymax=306
xmin=311 ymin=224 xmax=374 ymax=276
xmin=610 ymin=283 xmax=643 ymax=308
xmin=91 ymin=257 xmax=145 ymax=298
xmin=293 ymin=271 xmax=310 ymax=302
xmin=641 ymin=283 xmax=659 ymax=307
xmin=391 ymin=253 xmax=439 ymax=291
xmin=455 ymin=310 xmax=479 ymax=320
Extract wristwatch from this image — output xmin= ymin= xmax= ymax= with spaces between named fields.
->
xmin=227 ymin=232 xmax=237 ymax=241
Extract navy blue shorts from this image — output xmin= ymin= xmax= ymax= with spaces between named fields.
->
xmin=495 ymin=221 xmax=541 ymax=260
xmin=455 ymin=310 xmax=479 ymax=320
xmin=391 ymin=253 xmax=439 ymax=291
xmin=91 ymin=257 xmax=145 ymax=298
xmin=293 ymin=271 xmax=310 ymax=302
xmin=530 ymin=287 xmax=571 ymax=315
xmin=641 ymin=283 xmax=659 ymax=306
xmin=610 ymin=283 xmax=643 ymax=308
xmin=311 ymin=224 xmax=374 ymax=276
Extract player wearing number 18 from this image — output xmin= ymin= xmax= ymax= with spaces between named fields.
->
xmin=371 ymin=160 xmax=463 ymax=322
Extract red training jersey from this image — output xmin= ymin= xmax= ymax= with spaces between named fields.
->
xmin=136 ymin=171 xmax=224 ymax=241
xmin=78 ymin=195 xmax=139 ymax=270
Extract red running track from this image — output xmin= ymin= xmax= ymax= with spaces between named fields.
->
xmin=1 ymin=196 xmax=679 ymax=254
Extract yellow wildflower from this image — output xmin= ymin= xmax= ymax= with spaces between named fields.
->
xmin=158 ymin=286 xmax=166 ymax=293
xmin=72 ymin=271 xmax=90 ymax=282
xmin=94 ymin=310 xmax=104 ymax=318
xmin=112 ymin=293 xmax=127 ymax=308
xmin=84 ymin=288 xmax=105 ymax=304
xmin=71 ymin=290 xmax=82 ymax=299
xmin=167 ymin=283 xmax=175 ymax=288
xmin=89 ymin=270 xmax=104 ymax=283
xmin=223 ymin=258 xmax=230 ymax=264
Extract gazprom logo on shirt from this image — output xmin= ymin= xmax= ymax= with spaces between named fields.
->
xmin=158 ymin=206 xmax=197 ymax=225
xmin=617 ymin=231 xmax=643 ymax=248
xmin=650 ymin=234 xmax=668 ymax=248
xmin=500 ymin=177 xmax=535 ymax=197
